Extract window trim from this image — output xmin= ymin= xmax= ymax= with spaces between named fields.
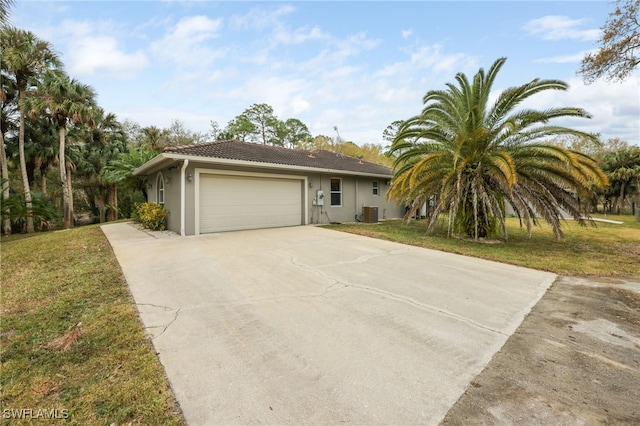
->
xmin=372 ymin=180 xmax=379 ymax=196
xmin=157 ymin=173 xmax=165 ymax=205
xmin=330 ymin=177 xmax=342 ymax=207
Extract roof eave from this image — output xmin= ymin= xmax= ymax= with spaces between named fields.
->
xmin=136 ymin=153 xmax=393 ymax=178
xmin=132 ymin=153 xmax=179 ymax=176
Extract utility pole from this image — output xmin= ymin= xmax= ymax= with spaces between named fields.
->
xmin=333 ymin=125 xmax=342 ymax=144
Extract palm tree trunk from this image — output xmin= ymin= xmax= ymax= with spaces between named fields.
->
xmin=58 ymin=126 xmax=73 ymax=229
xmin=40 ymin=166 xmax=47 ymax=196
xmin=19 ymin=96 xmax=35 ymax=233
xmin=96 ymin=193 xmax=105 ymax=223
xmin=34 ymin=157 xmax=43 ymax=193
xmin=114 ymin=186 xmax=118 ymax=220
xmin=66 ymin=162 xmax=74 ymax=227
xmin=107 ymin=185 xmax=118 ymax=221
xmin=618 ymin=182 xmax=626 ymax=215
xmin=0 ymin=131 xmax=11 ymax=235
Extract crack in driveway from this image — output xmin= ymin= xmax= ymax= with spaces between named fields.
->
xmin=137 ymin=303 xmax=182 ymax=338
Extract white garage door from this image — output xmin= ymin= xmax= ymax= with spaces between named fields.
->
xmin=199 ymin=174 xmax=303 ymax=233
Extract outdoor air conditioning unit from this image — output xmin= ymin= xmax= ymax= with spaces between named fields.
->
xmin=362 ymin=206 xmax=378 ymax=223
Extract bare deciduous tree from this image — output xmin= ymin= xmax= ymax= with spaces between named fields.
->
xmin=579 ymin=0 xmax=640 ymax=83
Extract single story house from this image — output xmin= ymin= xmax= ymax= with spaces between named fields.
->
xmin=133 ymin=140 xmax=405 ymax=236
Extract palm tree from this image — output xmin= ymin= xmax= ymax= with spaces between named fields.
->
xmin=24 ymin=70 xmax=97 ymax=229
xmin=1 ymin=27 xmax=61 ymax=232
xmin=601 ymin=146 xmax=640 ymax=214
xmin=0 ymin=68 xmax=17 ymax=234
xmin=0 ymin=0 xmax=14 ymax=24
xmin=24 ymin=115 xmax=58 ymax=196
xmin=75 ymin=110 xmax=127 ymax=222
xmin=389 ymin=57 xmax=608 ymax=240
xmin=140 ymin=126 xmax=168 ymax=152
xmin=102 ymin=146 xmax=156 ymax=216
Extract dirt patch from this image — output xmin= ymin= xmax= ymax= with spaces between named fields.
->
xmin=441 ymin=276 xmax=640 ymax=425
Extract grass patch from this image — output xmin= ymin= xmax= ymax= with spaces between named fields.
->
xmin=1 ymin=225 xmax=184 ymax=425
xmin=325 ymin=215 xmax=640 ymax=277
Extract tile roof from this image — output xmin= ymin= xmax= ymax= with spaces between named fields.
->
xmin=163 ymin=140 xmax=393 ymax=176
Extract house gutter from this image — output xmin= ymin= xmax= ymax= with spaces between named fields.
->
xmin=134 ymin=153 xmax=393 ymax=179
xmin=180 ymin=159 xmax=189 ymax=236
xmin=133 ymin=154 xmax=169 ymax=176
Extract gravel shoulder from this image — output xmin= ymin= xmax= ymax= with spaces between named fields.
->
xmin=441 ymin=275 xmax=640 ymax=425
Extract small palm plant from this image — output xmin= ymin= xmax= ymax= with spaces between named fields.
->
xmin=388 ymin=57 xmax=608 ymax=240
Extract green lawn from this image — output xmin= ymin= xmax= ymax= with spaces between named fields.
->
xmin=0 ymin=225 xmax=184 ymax=425
xmin=325 ymin=214 xmax=640 ymax=278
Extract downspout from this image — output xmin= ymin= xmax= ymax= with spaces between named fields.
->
xmin=318 ymin=173 xmax=322 ymax=224
xmin=355 ymin=177 xmax=359 ymax=219
xmin=180 ymin=159 xmax=189 ymax=236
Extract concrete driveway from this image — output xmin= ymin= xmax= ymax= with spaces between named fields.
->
xmin=102 ymin=223 xmax=556 ymax=425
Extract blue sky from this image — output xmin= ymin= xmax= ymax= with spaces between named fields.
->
xmin=12 ymin=1 xmax=640 ymax=146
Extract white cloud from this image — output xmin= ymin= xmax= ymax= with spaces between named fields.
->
xmin=151 ymin=15 xmax=226 ymax=66
xmin=337 ymin=32 xmax=381 ymax=57
xmin=534 ymin=51 xmax=588 ymax=64
xmin=274 ymin=25 xmax=329 ymax=45
xmin=173 ymin=15 xmax=222 ymax=42
xmin=376 ymin=44 xmax=478 ymax=79
xmin=67 ymin=36 xmax=147 ymax=79
xmin=524 ymin=15 xmax=600 ymax=41
xmin=284 ymin=96 xmax=312 ymax=116
xmin=225 ymin=75 xmax=311 ymax=116
xmin=519 ymin=76 xmax=640 ymax=144
xmin=296 ymin=32 xmax=379 ymax=78
xmin=402 ymin=29 xmax=413 ymax=39
xmin=230 ymin=4 xmax=295 ymax=31
xmin=117 ymin=105 xmax=215 ymax=137
xmin=31 ymin=19 xmax=148 ymax=79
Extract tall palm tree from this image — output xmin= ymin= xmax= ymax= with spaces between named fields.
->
xmin=0 ymin=68 xmax=17 ymax=234
xmin=24 ymin=70 xmax=97 ymax=229
xmin=389 ymin=57 xmax=608 ymax=240
xmin=1 ymin=27 xmax=61 ymax=232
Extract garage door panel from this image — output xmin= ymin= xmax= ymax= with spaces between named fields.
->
xmin=199 ymin=174 xmax=302 ymax=233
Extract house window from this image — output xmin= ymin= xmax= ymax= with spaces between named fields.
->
xmin=330 ymin=178 xmax=342 ymax=206
xmin=372 ymin=181 xmax=379 ymax=196
xmin=157 ymin=173 xmax=165 ymax=205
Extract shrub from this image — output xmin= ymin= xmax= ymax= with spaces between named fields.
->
xmin=133 ymin=202 xmax=167 ymax=231
xmin=0 ymin=187 xmax=61 ymax=233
